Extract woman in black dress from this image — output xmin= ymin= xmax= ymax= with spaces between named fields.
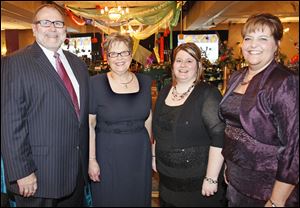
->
xmin=152 ymin=42 xmax=226 ymax=207
xmin=88 ymin=33 xmax=152 ymax=207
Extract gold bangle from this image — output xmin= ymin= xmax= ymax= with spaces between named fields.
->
xmin=89 ymin=157 xmax=96 ymax=160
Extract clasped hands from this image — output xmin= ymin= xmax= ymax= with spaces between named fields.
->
xmin=17 ymin=172 xmax=37 ymax=197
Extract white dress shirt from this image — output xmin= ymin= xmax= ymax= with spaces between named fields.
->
xmin=38 ymin=43 xmax=80 ymax=107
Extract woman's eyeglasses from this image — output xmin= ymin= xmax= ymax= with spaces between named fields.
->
xmin=108 ymin=51 xmax=131 ymax=58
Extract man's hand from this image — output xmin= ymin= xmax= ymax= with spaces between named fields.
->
xmin=17 ymin=173 xmax=37 ymax=197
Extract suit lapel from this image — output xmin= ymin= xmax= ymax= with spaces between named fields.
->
xmin=31 ymin=42 xmax=79 ymax=120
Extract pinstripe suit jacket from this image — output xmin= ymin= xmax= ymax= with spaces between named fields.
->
xmin=1 ymin=42 xmax=89 ymax=199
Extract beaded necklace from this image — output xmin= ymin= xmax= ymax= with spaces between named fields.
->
xmin=171 ymin=82 xmax=195 ymax=101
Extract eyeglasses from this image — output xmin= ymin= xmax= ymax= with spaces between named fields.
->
xmin=34 ymin=20 xmax=65 ymax=28
xmin=108 ymin=51 xmax=131 ymax=58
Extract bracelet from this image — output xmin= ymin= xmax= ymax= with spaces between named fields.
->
xmin=152 ymin=155 xmax=156 ymax=157
xmin=89 ymin=157 xmax=96 ymax=160
xmin=204 ymin=176 xmax=218 ymax=184
xmin=269 ymin=199 xmax=277 ymax=207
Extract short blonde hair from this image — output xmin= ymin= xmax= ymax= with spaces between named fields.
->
xmin=103 ymin=33 xmax=133 ymax=53
xmin=172 ymin=42 xmax=203 ymax=85
xmin=242 ymin=13 xmax=283 ymax=44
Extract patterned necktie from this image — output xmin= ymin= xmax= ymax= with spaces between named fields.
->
xmin=54 ymin=52 xmax=80 ymax=118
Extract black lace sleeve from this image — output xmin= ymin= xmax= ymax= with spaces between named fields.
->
xmin=201 ymin=86 xmax=225 ymax=148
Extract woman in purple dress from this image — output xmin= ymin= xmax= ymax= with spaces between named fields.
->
xmin=219 ymin=13 xmax=299 ymax=207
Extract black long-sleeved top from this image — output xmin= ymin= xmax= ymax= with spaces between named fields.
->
xmin=153 ymin=82 xmax=225 ymax=149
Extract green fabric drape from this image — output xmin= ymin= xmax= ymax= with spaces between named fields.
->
xmin=66 ymin=1 xmax=183 ymax=40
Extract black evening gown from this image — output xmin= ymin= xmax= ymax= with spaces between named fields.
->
xmin=89 ymin=73 xmax=152 ymax=207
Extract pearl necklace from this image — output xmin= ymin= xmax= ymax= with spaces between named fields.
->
xmin=171 ymin=82 xmax=195 ymax=101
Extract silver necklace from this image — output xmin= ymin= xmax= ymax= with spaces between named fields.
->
xmin=171 ymin=82 xmax=195 ymax=101
xmin=119 ymin=73 xmax=134 ymax=88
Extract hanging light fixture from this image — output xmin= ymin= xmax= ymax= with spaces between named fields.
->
xmin=108 ymin=8 xmax=122 ymax=21
xmin=99 ymin=4 xmax=130 ymax=22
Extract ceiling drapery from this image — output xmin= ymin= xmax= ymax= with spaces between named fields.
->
xmin=64 ymin=1 xmax=182 ymax=40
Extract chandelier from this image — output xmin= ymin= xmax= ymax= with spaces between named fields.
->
xmin=100 ymin=6 xmax=129 ymax=21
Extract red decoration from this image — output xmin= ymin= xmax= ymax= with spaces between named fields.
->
xmin=163 ymin=28 xmax=170 ymax=37
xmin=220 ymin=55 xmax=227 ymax=62
xmin=71 ymin=15 xmax=86 ymax=26
xmin=64 ymin=38 xmax=69 ymax=45
xmin=290 ymin=54 xmax=299 ymax=64
xmin=65 ymin=9 xmax=85 ymax=26
xmin=65 ymin=9 xmax=72 ymax=16
xmin=178 ymin=34 xmax=184 ymax=40
xmin=159 ymin=36 xmax=164 ymax=63
xmin=95 ymin=5 xmax=103 ymax=10
xmin=91 ymin=37 xmax=98 ymax=43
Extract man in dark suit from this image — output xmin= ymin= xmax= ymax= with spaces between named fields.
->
xmin=1 ymin=4 xmax=89 ymax=207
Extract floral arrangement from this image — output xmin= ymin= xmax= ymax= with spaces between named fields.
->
xmin=202 ymin=41 xmax=243 ymax=86
xmin=216 ymin=41 xmax=239 ymax=70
